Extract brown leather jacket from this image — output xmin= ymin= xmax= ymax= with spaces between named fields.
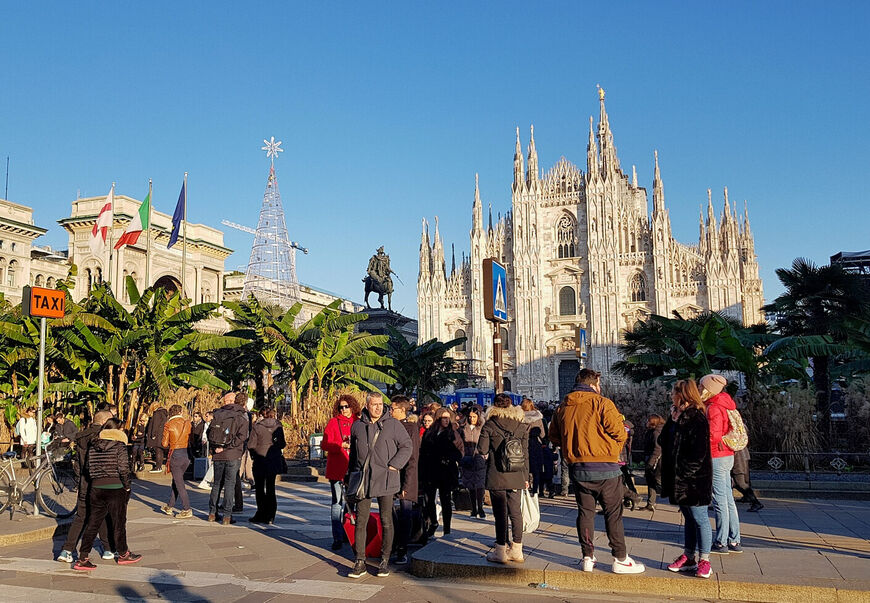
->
xmin=162 ymin=415 xmax=191 ymax=450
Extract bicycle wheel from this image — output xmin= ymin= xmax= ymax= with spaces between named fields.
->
xmin=0 ymin=468 xmax=13 ymax=515
xmin=36 ymin=463 xmax=78 ymax=519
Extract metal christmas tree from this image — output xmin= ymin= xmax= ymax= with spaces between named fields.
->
xmin=242 ymin=137 xmax=306 ymax=308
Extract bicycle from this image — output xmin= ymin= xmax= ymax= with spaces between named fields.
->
xmin=0 ymin=443 xmax=78 ymax=519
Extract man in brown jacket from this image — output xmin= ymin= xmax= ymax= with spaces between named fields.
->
xmin=160 ymin=404 xmax=192 ymax=519
xmin=549 ymin=369 xmax=644 ymax=574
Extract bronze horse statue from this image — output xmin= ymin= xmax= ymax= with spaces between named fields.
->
xmin=363 ymin=275 xmax=392 ymax=312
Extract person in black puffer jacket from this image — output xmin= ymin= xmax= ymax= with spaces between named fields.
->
xmin=246 ymin=407 xmax=285 ymax=524
xmin=145 ymin=405 xmax=168 ymax=472
xmin=641 ymin=414 xmax=665 ymax=510
xmin=478 ymin=394 xmax=529 ymax=565
xmin=420 ymin=407 xmax=463 ymax=537
xmin=74 ymin=419 xmax=142 ymax=570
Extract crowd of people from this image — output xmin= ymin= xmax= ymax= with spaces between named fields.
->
xmin=323 ymin=369 xmax=761 ymax=579
xmin=9 ymin=366 xmax=761 ymax=580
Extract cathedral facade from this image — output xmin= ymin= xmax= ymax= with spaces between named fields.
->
xmin=417 ymin=90 xmax=764 ymax=401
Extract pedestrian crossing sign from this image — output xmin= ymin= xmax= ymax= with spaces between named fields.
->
xmin=483 ymin=258 xmax=508 ymax=323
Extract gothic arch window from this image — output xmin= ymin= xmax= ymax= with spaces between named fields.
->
xmin=35 ymin=274 xmax=45 ymax=286
xmin=6 ymin=260 xmax=17 ymax=287
xmin=629 ymin=272 xmax=646 ymax=302
xmin=559 ymin=286 xmax=576 ymax=316
xmin=500 ymin=327 xmax=509 ymax=351
xmin=454 ymin=329 xmax=467 ymax=352
xmin=0 ymin=258 xmax=6 ymax=284
xmin=556 ymin=214 xmax=577 ymax=258
xmin=46 ymin=276 xmax=55 ymax=288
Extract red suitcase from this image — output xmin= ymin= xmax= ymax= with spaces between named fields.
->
xmin=343 ymin=509 xmax=383 ymax=558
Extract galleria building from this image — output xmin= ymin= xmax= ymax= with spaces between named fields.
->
xmin=417 ymin=91 xmax=764 ymax=401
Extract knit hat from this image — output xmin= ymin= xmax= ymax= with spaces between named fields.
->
xmin=700 ymin=374 xmax=727 ymax=396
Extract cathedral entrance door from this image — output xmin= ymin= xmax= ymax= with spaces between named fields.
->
xmin=558 ymin=359 xmax=580 ymax=402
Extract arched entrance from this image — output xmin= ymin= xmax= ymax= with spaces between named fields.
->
xmin=557 ymin=359 xmax=580 ymax=402
xmin=153 ymin=275 xmax=183 ymax=297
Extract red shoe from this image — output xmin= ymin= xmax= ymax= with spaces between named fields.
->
xmin=73 ymin=557 xmax=97 ymax=571
xmin=696 ymin=559 xmax=712 ymax=579
xmin=117 ymin=551 xmax=142 ymax=565
xmin=667 ymin=554 xmax=697 ymax=572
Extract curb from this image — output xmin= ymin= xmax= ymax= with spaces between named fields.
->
xmin=409 ymin=555 xmax=870 ymax=603
xmin=0 ymin=519 xmax=71 ymax=548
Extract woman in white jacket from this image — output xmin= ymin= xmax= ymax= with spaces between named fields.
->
xmin=15 ymin=407 xmax=38 ymax=464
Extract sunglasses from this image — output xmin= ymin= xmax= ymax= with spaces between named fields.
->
xmin=339 ymin=405 xmax=350 ymax=409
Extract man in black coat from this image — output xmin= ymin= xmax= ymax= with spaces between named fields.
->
xmin=389 ymin=396 xmax=420 ymax=565
xmin=145 ymin=406 xmax=169 ymax=472
xmin=347 ymin=392 xmax=412 ymax=580
xmin=52 ymin=412 xmax=78 ymax=445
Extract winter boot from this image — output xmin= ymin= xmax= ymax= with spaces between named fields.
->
xmin=506 ymin=542 xmax=525 ymax=563
xmin=485 ymin=544 xmax=509 ymax=564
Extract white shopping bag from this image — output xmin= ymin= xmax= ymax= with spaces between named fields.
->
xmin=521 ymin=489 xmax=540 ymax=533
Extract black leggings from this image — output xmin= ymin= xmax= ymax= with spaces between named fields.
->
xmin=489 ymin=489 xmax=523 ymax=545
xmin=424 ymin=484 xmax=453 ymax=533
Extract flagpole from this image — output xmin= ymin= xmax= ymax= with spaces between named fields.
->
xmin=107 ymin=182 xmax=115 ymax=289
xmin=182 ymin=172 xmax=188 ymax=302
xmin=145 ymin=179 xmax=152 ymax=289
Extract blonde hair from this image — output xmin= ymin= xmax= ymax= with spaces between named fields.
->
xmin=673 ymin=379 xmax=705 ymax=413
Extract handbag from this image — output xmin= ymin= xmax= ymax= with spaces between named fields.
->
xmin=521 ymin=488 xmax=540 ymax=533
xmin=345 ymin=425 xmax=381 ymax=504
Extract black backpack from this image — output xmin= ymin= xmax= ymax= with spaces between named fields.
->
xmin=494 ymin=421 xmax=525 ymax=473
xmin=207 ymin=412 xmax=239 ymax=449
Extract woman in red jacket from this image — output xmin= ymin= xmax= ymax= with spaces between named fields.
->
xmin=322 ymin=394 xmax=359 ymax=551
xmin=700 ymin=374 xmax=742 ymax=554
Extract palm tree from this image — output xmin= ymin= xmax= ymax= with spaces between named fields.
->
xmin=762 ymin=258 xmax=870 ymax=439
xmin=383 ymin=326 xmax=466 ymax=402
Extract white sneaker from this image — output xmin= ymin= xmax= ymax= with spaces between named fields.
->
xmin=581 ymin=555 xmax=596 ymax=572
xmin=612 ymin=555 xmax=645 ymax=574
xmin=197 ymin=481 xmax=211 ymax=491
xmin=102 ymin=550 xmax=116 ymax=560
xmin=56 ymin=550 xmax=74 ymax=563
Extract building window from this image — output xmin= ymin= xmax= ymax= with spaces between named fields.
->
xmin=556 ymin=214 xmax=577 ymax=258
xmin=559 ymin=286 xmax=576 ymax=316
xmin=630 ymin=272 xmax=646 ymax=302
xmin=454 ymin=329 xmax=467 ymax=352
xmin=46 ymin=276 xmax=55 ymax=288
xmin=6 ymin=260 xmax=17 ymax=287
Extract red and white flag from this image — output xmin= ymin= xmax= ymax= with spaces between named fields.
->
xmin=89 ymin=186 xmax=114 ymax=255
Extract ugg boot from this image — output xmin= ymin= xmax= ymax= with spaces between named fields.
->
xmin=485 ymin=544 xmax=509 ymax=564
xmin=506 ymin=542 xmax=524 ymax=562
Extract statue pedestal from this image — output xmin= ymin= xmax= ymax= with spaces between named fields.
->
xmin=357 ymin=309 xmax=418 ymax=343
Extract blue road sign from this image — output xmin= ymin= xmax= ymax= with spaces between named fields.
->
xmin=483 ymin=258 xmax=508 ymax=323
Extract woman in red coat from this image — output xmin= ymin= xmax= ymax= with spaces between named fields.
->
xmin=322 ymin=394 xmax=359 ymax=551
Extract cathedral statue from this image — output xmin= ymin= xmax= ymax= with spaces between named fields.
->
xmin=364 ymin=246 xmax=396 ymax=311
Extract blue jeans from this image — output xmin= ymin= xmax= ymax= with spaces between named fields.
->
xmin=680 ymin=505 xmax=712 ymax=556
xmin=712 ymin=455 xmax=741 ymax=546
xmin=209 ymin=458 xmax=241 ymax=516
xmin=330 ymin=480 xmax=345 ymax=544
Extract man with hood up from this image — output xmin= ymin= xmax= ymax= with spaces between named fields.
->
xmin=346 ymin=392 xmax=412 ymax=580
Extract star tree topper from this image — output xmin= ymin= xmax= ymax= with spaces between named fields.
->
xmin=262 ymin=136 xmax=284 ymax=163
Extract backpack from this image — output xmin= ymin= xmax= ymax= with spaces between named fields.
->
xmin=721 ymin=408 xmax=749 ymax=452
xmin=494 ymin=422 xmax=525 ymax=473
xmin=207 ymin=412 xmax=240 ymax=449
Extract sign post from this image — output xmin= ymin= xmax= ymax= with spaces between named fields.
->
xmin=575 ymin=326 xmax=588 ymax=368
xmin=22 ymin=286 xmax=65 ymax=516
xmin=483 ymin=258 xmax=508 ymax=394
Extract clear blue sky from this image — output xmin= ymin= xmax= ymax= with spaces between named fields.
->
xmin=3 ymin=2 xmax=868 ymax=317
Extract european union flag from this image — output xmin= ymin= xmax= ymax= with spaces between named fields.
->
xmin=168 ymin=180 xmax=186 ymax=249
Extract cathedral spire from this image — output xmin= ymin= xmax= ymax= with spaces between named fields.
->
xmin=472 ymin=173 xmax=484 ymax=236
xmin=432 ymin=215 xmax=445 ymax=279
xmin=513 ymin=127 xmax=525 ymax=190
xmin=632 ymin=165 xmax=638 ymax=188
xmin=743 ymin=200 xmax=752 ymax=237
xmin=451 ymin=243 xmax=456 ymax=275
xmin=419 ymin=218 xmax=431 ymax=281
xmin=652 ymin=150 xmax=665 ymax=213
xmin=587 ymin=115 xmax=599 ymax=175
xmin=527 ymin=124 xmax=539 ymax=185
xmin=488 ymin=203 xmax=493 ymax=232
xmin=597 ymin=86 xmax=621 ymax=176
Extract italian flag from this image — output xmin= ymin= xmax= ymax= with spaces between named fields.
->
xmin=114 ymin=191 xmax=151 ymax=249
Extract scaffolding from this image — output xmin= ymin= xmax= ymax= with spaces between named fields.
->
xmin=241 ymin=138 xmax=306 ymax=308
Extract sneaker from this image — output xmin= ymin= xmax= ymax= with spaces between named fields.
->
xmin=149 ymin=467 xmax=163 ymax=473
xmin=222 ymin=515 xmax=236 ymax=525
xmin=348 ymin=560 xmax=367 ymax=579
xmin=56 ymin=550 xmax=74 ymax=563
xmin=695 ymin=559 xmax=712 ymax=579
xmin=73 ymin=557 xmax=97 ymax=571
xmin=207 ymin=513 xmax=217 ymax=522
xmin=117 ymin=551 xmax=142 ymax=565
xmin=197 ymin=481 xmax=211 ymax=491
xmin=710 ymin=543 xmax=730 ymax=555
xmin=612 ymin=555 xmax=645 ymax=574
xmin=581 ymin=555 xmax=597 ymax=572
xmin=176 ymin=509 xmax=193 ymax=519
xmin=667 ymin=554 xmax=698 ymax=572
xmin=101 ymin=550 xmax=116 ymax=560
xmin=728 ymin=543 xmax=744 ymax=553
xmin=395 ymin=553 xmax=409 ymax=565
xmin=376 ymin=560 xmax=390 ymax=577
xmin=159 ymin=505 xmax=175 ymax=516
xmin=479 ymin=510 xmax=486 ymax=519
xmin=749 ymin=502 xmax=765 ymax=512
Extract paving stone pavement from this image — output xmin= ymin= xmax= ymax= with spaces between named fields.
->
xmin=1 ymin=478 xmax=868 ymax=601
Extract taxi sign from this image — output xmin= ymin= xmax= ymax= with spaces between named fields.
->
xmin=22 ymin=286 xmax=66 ymax=319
